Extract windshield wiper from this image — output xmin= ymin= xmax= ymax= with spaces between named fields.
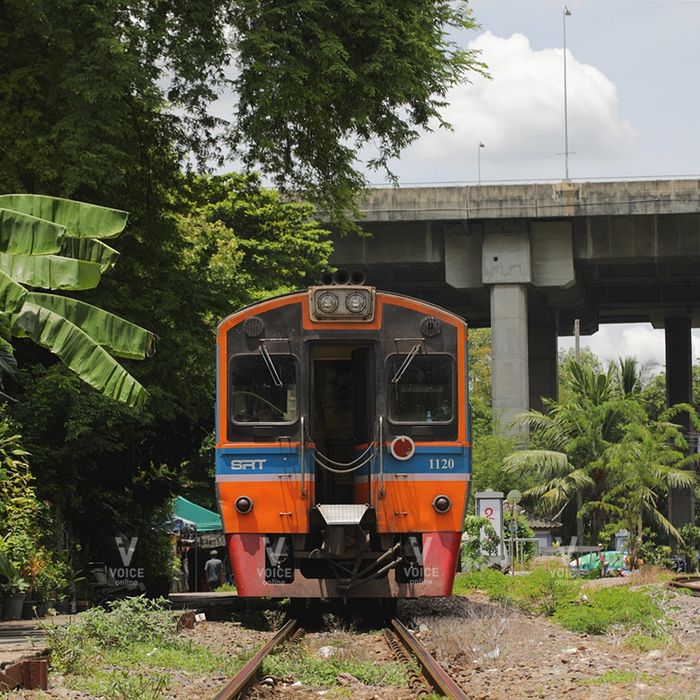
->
xmin=259 ymin=343 xmax=283 ymax=387
xmin=391 ymin=343 xmax=422 ymax=384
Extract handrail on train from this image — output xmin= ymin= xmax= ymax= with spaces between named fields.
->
xmin=378 ymin=415 xmax=385 ymax=499
xmin=299 ymin=416 xmax=306 ymax=498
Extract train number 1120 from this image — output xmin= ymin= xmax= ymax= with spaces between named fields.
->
xmin=428 ymin=458 xmax=455 ymax=470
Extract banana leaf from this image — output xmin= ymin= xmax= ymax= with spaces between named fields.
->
xmin=0 ymin=194 xmax=128 ymax=239
xmin=59 ymin=238 xmax=121 ymax=272
xmin=28 ymin=293 xmax=155 ymax=360
xmin=0 ymin=253 xmax=102 ymax=290
xmin=0 ymin=208 xmax=64 ymax=255
xmin=12 ymin=303 xmax=149 ymax=408
xmin=0 ymin=269 xmax=27 ymax=312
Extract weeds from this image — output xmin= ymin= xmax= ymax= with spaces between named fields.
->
xmin=102 ymin=640 xmax=245 ymax=674
xmin=553 ymin=585 xmax=662 ymax=634
xmin=454 ymin=568 xmax=665 ymax=636
xmin=584 ymin=670 xmax=655 ymax=685
xmin=416 ymin=605 xmax=511 ymax=668
xmin=263 ymin=607 xmax=286 ymax=630
xmin=264 ymin=644 xmax=407 ymax=687
xmin=454 ymin=567 xmax=578 ymax=615
xmin=67 ymin=668 xmax=168 ymax=700
xmin=78 ymin=596 xmax=176 ymax=647
xmin=41 ymin=596 xmax=178 ymax=673
xmin=43 ymin=595 xmax=243 ymax=697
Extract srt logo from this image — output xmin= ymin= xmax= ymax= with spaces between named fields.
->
xmin=230 ymin=459 xmax=266 ymax=470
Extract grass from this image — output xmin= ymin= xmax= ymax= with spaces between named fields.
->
xmin=584 ymin=670 xmax=656 ymax=685
xmin=624 ymin=632 xmax=667 ymax=652
xmin=263 ymin=646 xmax=408 ymax=687
xmin=65 ymin=668 xmax=169 ymax=700
xmin=454 ymin=568 xmax=665 ymax=636
xmin=47 ymin=596 xmax=409 ymax=698
xmin=553 ymin=585 xmax=663 ymax=634
xmin=101 ymin=639 xmax=247 ymax=675
xmin=43 ymin=596 xmax=253 ymax=700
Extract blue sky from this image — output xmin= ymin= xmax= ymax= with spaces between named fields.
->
xmin=379 ymin=0 xmax=700 ymax=367
xmin=380 ymin=0 xmax=700 ymax=185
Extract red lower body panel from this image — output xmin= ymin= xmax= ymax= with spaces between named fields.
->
xmin=227 ymin=531 xmax=460 ymax=598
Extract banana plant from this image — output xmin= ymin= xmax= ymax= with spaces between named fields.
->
xmin=0 ymin=195 xmax=154 ymax=408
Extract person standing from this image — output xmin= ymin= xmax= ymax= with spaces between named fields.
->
xmin=204 ymin=550 xmax=224 ymax=591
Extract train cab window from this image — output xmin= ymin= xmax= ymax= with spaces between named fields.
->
xmin=230 ymin=355 xmax=298 ymax=424
xmin=387 ymin=354 xmax=454 ymax=423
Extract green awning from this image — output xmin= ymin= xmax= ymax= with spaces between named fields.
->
xmin=173 ymin=496 xmax=222 ymax=532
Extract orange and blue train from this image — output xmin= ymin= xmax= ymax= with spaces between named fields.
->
xmin=215 ymin=271 xmax=471 ymax=601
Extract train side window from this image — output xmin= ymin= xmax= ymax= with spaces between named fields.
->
xmin=387 ymin=354 xmax=454 ymax=423
xmin=230 ymin=355 xmax=298 ymax=424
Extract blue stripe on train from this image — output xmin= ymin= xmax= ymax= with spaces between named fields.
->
xmin=215 ymin=445 xmax=471 ymax=476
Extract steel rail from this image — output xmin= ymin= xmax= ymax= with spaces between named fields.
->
xmin=212 ymin=618 xmax=299 ymax=700
xmin=389 ymin=618 xmax=469 ymax=700
xmin=669 ymin=575 xmax=700 ymax=595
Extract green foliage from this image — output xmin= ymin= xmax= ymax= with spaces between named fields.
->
xmin=636 ymin=530 xmax=674 ymax=569
xmin=179 ymin=173 xmax=332 ymax=311
xmin=506 ymin=513 xmax=536 ymax=561
xmin=585 ymin=670 xmax=655 ymax=686
xmin=42 ymin=595 xmax=176 ymax=673
xmin=104 ymin=641 xmax=244 ymax=674
xmin=217 ymin=582 xmax=237 ymax=593
xmin=454 ymin=567 xmax=578 ymax=615
xmin=583 ymin=410 xmax=700 ymax=565
xmin=471 ymin=434 xmax=518 ymax=495
xmin=0 ymin=418 xmax=66 ymax=597
xmin=67 ymin=668 xmax=169 ymax=700
xmin=678 ymin=524 xmax=700 ymax=571
xmin=553 ymin=586 xmax=663 ymax=635
xmin=507 ymin=359 xmax=684 ymax=544
xmin=0 ymin=0 xmax=486 ymax=225
xmin=263 ymin=641 xmax=407 ymax=687
xmin=454 ymin=568 xmax=664 ymax=636
xmin=230 ymin=0 xmax=487 ymax=226
xmin=0 ymin=195 xmax=154 ymax=407
xmin=80 ymin=596 xmax=177 ymax=647
xmin=460 ymin=515 xmax=501 ymax=570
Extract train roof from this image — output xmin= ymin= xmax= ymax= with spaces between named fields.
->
xmin=217 ymin=286 xmax=467 ymax=331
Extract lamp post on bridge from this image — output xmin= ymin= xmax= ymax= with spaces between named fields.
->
xmin=477 ymin=142 xmax=485 ymax=184
xmin=563 ymin=5 xmax=572 ymax=180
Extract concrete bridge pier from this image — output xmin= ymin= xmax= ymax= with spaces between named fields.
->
xmin=528 ymin=325 xmax=559 ymax=413
xmin=490 ymin=284 xmax=529 ymax=432
xmin=665 ymin=316 xmax=695 ymax=529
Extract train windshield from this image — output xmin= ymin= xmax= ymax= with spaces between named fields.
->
xmin=387 ymin=354 xmax=454 ymax=423
xmin=230 ymin=355 xmax=298 ymax=423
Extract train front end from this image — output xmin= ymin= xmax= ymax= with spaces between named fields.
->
xmin=215 ymin=280 xmax=470 ymax=599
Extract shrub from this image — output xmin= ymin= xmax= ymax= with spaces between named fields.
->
xmin=553 ymin=586 xmax=663 ymax=635
xmin=42 ymin=595 xmax=176 ymax=673
xmin=460 ymin=515 xmax=501 ymax=570
xmin=454 ymin=568 xmax=664 ymax=636
xmin=454 ymin=566 xmax=578 ymax=615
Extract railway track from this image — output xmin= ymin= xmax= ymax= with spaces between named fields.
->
xmin=669 ymin=574 xmax=700 ymax=595
xmin=212 ymin=616 xmax=469 ymax=700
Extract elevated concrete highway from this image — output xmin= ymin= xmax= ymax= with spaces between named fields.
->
xmin=332 ymin=179 xmax=700 ymax=526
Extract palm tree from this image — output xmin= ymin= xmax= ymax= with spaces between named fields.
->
xmin=504 ymin=362 xmax=638 ymax=541
xmin=0 ymin=195 xmax=154 ymax=407
xmin=584 ymin=411 xmax=700 ymax=566
xmin=612 ymin=356 xmax=655 ymax=397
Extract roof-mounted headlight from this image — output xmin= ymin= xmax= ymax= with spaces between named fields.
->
xmin=309 ymin=286 xmax=375 ymax=322
xmin=345 ymin=292 xmax=367 ymax=314
xmin=317 ymin=292 xmax=339 ymax=314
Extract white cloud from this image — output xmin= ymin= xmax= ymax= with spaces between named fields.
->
xmin=386 ymin=31 xmax=638 ymax=182
xmin=559 ymin=324 xmax=700 ymax=371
